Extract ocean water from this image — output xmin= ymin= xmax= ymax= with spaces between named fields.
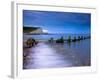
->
xmin=23 ymin=34 xmax=91 ymax=69
xmin=23 ymin=34 xmax=90 ymax=41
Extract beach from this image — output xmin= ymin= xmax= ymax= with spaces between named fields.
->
xmin=23 ymin=37 xmax=90 ymax=69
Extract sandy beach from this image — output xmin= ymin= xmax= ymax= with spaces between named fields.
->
xmin=23 ymin=39 xmax=90 ymax=69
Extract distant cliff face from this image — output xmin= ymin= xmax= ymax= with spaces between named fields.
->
xmin=30 ymin=27 xmax=43 ymax=34
xmin=23 ymin=27 xmax=43 ymax=34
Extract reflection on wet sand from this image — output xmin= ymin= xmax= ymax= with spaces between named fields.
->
xmin=23 ymin=39 xmax=90 ymax=69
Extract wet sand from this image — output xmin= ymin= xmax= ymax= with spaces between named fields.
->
xmin=23 ymin=39 xmax=90 ymax=69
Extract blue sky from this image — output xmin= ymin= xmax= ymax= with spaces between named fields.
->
xmin=23 ymin=10 xmax=91 ymax=34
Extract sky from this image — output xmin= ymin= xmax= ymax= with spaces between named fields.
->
xmin=23 ymin=10 xmax=91 ymax=34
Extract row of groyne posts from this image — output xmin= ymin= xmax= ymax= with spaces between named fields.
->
xmin=48 ymin=35 xmax=90 ymax=43
xmin=24 ymin=35 xmax=90 ymax=48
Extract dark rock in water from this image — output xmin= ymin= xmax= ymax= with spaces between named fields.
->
xmin=26 ymin=38 xmax=38 ymax=48
xmin=72 ymin=36 xmax=77 ymax=42
xmin=80 ymin=36 xmax=84 ymax=40
xmin=56 ymin=36 xmax=64 ymax=43
xmin=67 ymin=36 xmax=71 ymax=42
xmin=48 ymin=37 xmax=54 ymax=43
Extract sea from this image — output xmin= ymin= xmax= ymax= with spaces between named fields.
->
xmin=23 ymin=34 xmax=90 ymax=41
xmin=23 ymin=33 xmax=91 ymax=69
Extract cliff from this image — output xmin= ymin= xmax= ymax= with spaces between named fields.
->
xmin=23 ymin=26 xmax=43 ymax=34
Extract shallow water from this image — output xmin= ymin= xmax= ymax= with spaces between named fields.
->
xmin=23 ymin=34 xmax=90 ymax=41
xmin=23 ymin=39 xmax=90 ymax=69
